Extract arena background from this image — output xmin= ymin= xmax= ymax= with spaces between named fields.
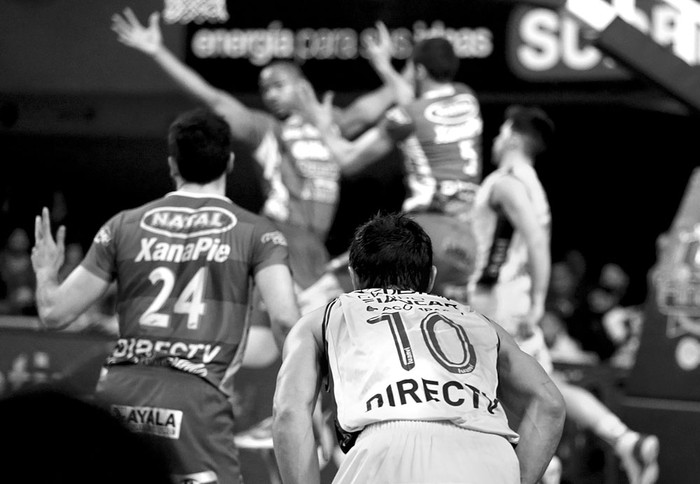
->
xmin=1 ymin=0 xmax=700 ymax=482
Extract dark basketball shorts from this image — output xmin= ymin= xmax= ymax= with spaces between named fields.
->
xmin=96 ymin=365 xmax=242 ymax=484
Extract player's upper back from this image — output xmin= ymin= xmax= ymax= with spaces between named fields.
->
xmin=82 ymin=191 xmax=289 ymax=389
xmin=472 ymin=162 xmax=550 ymax=285
xmin=403 ymin=83 xmax=483 ymax=184
xmin=323 ymin=289 xmax=518 ymax=442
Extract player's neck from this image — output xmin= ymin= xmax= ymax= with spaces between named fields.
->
xmin=499 ymin=150 xmax=532 ymax=169
xmin=420 ymin=80 xmax=454 ymax=98
xmin=176 ymin=178 xmax=227 ymax=197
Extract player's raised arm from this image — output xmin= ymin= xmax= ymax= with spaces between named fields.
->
xmin=31 ymin=208 xmax=110 ymax=329
xmin=332 ymin=22 xmax=413 ymax=139
xmin=294 ymin=82 xmax=396 ymax=176
xmin=111 ymin=8 xmax=257 ymax=142
xmin=491 ymin=176 xmax=551 ymax=333
xmin=364 ymin=21 xmax=415 ymax=107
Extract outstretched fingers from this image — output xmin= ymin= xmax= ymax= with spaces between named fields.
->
xmin=123 ymin=7 xmax=143 ymax=28
xmin=41 ymin=207 xmax=54 ymax=245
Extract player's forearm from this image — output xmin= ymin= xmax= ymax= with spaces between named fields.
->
xmin=272 ymin=409 xmax=321 ymax=484
xmin=317 ymin=125 xmax=365 ymax=171
xmin=337 ymin=84 xmax=397 ymax=139
xmin=528 ymin=239 xmax=551 ymax=311
xmin=370 ymin=60 xmax=414 ymax=106
xmin=514 ymin=381 xmax=566 ymax=484
xmin=34 ymin=271 xmax=74 ymax=330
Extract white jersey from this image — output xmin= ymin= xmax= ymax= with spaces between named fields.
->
xmin=323 ymin=289 xmax=518 ymax=443
xmin=471 ymin=162 xmax=550 ymax=287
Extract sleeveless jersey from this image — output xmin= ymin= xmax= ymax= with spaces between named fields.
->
xmin=471 ymin=162 xmax=551 ymax=287
xmin=323 ymin=289 xmax=518 ymax=443
xmin=81 ymin=191 xmax=289 ymax=396
xmin=253 ymin=113 xmax=339 ymax=240
xmin=398 ymin=84 xmax=483 ymax=214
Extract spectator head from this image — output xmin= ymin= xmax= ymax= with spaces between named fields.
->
xmin=348 ymin=212 xmax=435 ymax=292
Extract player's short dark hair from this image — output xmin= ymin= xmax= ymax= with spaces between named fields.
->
xmin=412 ymin=37 xmax=459 ymax=82
xmin=168 ymin=108 xmax=232 ymax=184
xmin=349 ymin=212 xmax=433 ymax=292
xmin=505 ymin=105 xmax=555 ymax=157
xmin=261 ymin=60 xmax=305 ymax=80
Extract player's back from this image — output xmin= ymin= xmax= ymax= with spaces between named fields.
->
xmin=324 ymin=289 xmax=518 ymax=443
xmin=85 ymin=191 xmax=288 ymax=394
xmin=403 ymin=83 xmax=483 ymax=186
xmin=472 ymin=162 xmax=551 ymax=287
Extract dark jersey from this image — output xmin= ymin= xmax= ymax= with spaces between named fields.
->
xmin=384 ymin=84 xmax=483 ymax=214
xmin=81 ymin=191 xmax=289 ymax=395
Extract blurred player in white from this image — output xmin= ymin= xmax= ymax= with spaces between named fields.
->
xmin=469 ymin=105 xmax=659 ymax=484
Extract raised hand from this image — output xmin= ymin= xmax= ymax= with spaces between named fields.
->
xmin=111 ymin=8 xmax=163 ymax=55
xmin=294 ymin=81 xmax=335 ymax=133
xmin=366 ymin=21 xmax=394 ymax=70
xmin=31 ymin=207 xmax=66 ymax=278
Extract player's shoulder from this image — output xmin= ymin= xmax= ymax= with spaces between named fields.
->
xmin=452 ymin=82 xmax=478 ymax=96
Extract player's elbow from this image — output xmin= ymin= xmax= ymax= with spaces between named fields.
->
xmin=37 ymin=306 xmax=75 ymax=331
xmin=539 ymin=380 xmax=566 ymax=427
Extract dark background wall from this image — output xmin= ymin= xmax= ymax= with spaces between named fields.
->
xmin=1 ymin=0 xmax=698 ymax=305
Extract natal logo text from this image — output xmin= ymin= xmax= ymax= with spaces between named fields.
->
xmin=141 ymin=206 xmax=237 ymax=239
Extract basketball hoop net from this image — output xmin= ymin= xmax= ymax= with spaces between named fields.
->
xmin=162 ymin=0 xmax=229 ymax=24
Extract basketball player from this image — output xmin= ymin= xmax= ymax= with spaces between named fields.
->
xmin=111 ymin=9 xmax=398 ymax=293
xmin=296 ymin=28 xmax=482 ymax=310
xmin=273 ymin=212 xmax=565 ymax=484
xmin=469 ymin=105 xmax=659 ymax=484
xmin=31 ymin=108 xmax=300 ymax=484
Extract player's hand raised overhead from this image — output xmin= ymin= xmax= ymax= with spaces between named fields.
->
xmin=111 ymin=8 xmax=163 ymax=56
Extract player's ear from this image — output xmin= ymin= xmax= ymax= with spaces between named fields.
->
xmin=227 ymin=152 xmax=235 ymax=173
xmin=426 ymin=265 xmax=437 ymax=293
xmin=167 ymin=156 xmax=179 ymax=179
xmin=348 ymin=266 xmax=361 ymax=291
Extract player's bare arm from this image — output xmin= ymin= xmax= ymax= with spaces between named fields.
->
xmin=32 ymin=207 xmax=111 ymax=329
xmin=490 ymin=320 xmax=565 ymax=484
xmin=295 ymin=83 xmax=394 ymax=176
xmin=254 ymin=264 xmax=301 ymax=351
xmin=364 ymin=21 xmax=415 ymax=106
xmin=272 ymin=310 xmax=325 ymax=484
xmin=491 ymin=176 xmax=551 ymax=330
xmin=111 ymin=8 xmax=257 ymax=141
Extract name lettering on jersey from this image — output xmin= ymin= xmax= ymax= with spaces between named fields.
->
xmin=135 ymin=237 xmax=231 ymax=263
xmin=424 ymin=94 xmax=480 ymax=126
xmin=433 ymin=119 xmax=483 ymax=144
xmin=365 ymin=377 xmax=499 ymax=414
xmin=110 ymin=337 xmax=221 ymax=376
xmin=140 ymin=206 xmax=237 ymax=239
xmin=111 ymin=404 xmax=183 ymax=439
xmin=357 ymin=293 xmax=460 ymax=311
